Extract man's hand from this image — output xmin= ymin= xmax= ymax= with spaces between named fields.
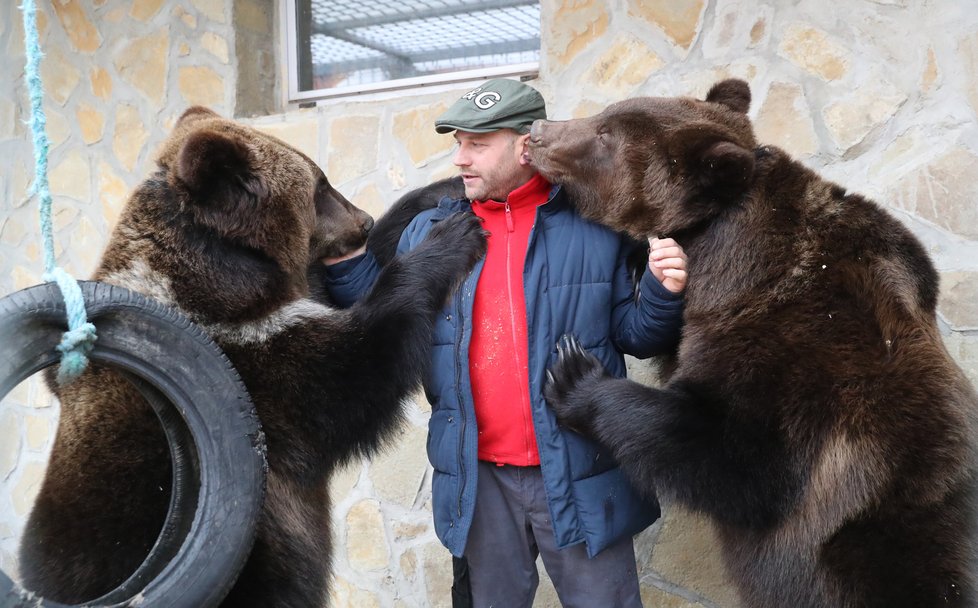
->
xmin=322 ymin=245 xmax=366 ymax=266
xmin=648 ymin=237 xmax=687 ymax=294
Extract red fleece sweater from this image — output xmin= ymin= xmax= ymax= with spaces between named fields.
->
xmin=469 ymin=173 xmax=551 ymax=466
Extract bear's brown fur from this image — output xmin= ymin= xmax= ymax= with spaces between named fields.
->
xmin=531 ymin=80 xmax=978 ymax=607
xmin=19 ymin=107 xmax=486 ymax=607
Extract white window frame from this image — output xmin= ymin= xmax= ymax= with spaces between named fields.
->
xmin=284 ymin=1 xmax=540 ymax=103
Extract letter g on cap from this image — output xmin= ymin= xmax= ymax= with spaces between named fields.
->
xmin=474 ymin=91 xmax=501 ymax=109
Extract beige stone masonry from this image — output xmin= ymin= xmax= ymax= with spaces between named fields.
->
xmin=130 ymin=0 xmax=165 ymax=22
xmin=115 ymin=29 xmax=169 ymax=106
xmin=40 ymin=46 xmax=81 ymax=106
xmin=52 ymin=0 xmax=101 ymax=54
xmin=627 ymin=0 xmax=705 ymax=51
xmin=177 ymin=65 xmax=225 ymax=108
xmin=940 ymin=272 xmax=978 ymax=331
xmin=754 ymin=82 xmax=818 ymax=157
xmin=823 ymin=81 xmax=906 ymax=152
xmin=112 ymin=104 xmax=149 ymax=172
xmin=201 ymin=31 xmax=230 ymax=64
xmin=546 ymin=0 xmax=609 ymax=67
xmin=582 ymin=34 xmax=664 ymax=99
xmin=778 ymin=23 xmax=851 ymax=81
xmin=345 ymin=499 xmax=390 ymax=571
xmin=77 ymin=103 xmax=105 ymax=145
xmin=392 ymin=103 xmax=453 ymax=167
xmin=89 ymin=67 xmax=113 ymax=100
xmin=328 ymin=115 xmax=380 ymax=186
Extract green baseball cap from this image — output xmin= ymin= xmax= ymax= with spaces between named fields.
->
xmin=435 ymin=78 xmax=547 ymax=135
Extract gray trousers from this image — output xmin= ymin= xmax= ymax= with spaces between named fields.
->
xmin=461 ymin=461 xmax=643 ymax=608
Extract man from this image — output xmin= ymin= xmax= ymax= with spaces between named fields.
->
xmin=323 ymin=78 xmax=687 ymax=607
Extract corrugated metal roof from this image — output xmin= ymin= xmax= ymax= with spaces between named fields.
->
xmin=300 ymin=0 xmax=540 ymax=90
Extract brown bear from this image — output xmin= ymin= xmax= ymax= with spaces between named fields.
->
xmin=529 ymin=80 xmax=978 ymax=608
xmin=18 ymin=107 xmax=486 ymax=607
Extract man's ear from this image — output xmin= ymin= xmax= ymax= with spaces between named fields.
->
xmin=517 ymin=133 xmax=532 ymax=166
xmin=175 ymin=129 xmax=268 ymax=236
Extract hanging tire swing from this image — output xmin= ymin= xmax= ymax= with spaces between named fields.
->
xmin=1 ymin=2 xmax=266 ymax=606
xmin=0 ymin=283 xmax=266 ymax=608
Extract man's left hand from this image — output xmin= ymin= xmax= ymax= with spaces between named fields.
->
xmin=648 ymin=237 xmax=687 ymax=294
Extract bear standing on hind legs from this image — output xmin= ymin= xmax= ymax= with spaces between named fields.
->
xmin=530 ymin=79 xmax=978 ymax=608
xmin=18 ymin=107 xmax=486 ymax=607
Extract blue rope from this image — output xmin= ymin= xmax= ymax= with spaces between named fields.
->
xmin=21 ymin=0 xmax=97 ymax=386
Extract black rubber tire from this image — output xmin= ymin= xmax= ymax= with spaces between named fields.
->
xmin=0 ymin=281 xmax=266 ymax=608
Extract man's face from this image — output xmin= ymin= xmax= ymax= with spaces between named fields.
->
xmin=453 ymin=129 xmax=533 ymax=201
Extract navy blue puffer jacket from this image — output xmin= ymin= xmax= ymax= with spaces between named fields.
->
xmin=324 ymin=185 xmax=684 ymax=557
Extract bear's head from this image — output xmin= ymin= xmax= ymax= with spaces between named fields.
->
xmin=527 ymin=79 xmax=757 ymax=239
xmin=98 ymin=107 xmax=373 ymax=322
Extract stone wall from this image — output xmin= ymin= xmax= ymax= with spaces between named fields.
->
xmin=1 ymin=1 xmax=977 ymax=607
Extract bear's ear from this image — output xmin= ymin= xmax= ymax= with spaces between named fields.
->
xmin=176 ymin=106 xmax=220 ymax=127
xmin=705 ymin=79 xmax=751 ymax=114
xmin=696 ymin=140 xmax=755 ymax=196
xmin=175 ymin=129 xmax=268 ymax=234
xmin=176 ymin=129 xmax=252 ymax=193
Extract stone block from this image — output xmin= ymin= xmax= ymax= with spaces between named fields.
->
xmin=640 ymin=585 xmax=703 ymax=608
xmin=922 ymin=47 xmax=939 ymax=92
xmin=177 ymin=65 xmax=225 ymax=108
xmin=327 ymin=116 xmax=380 ymax=186
xmin=421 ymin=543 xmax=453 ymax=608
xmin=90 ymin=67 xmax=112 ymax=100
xmin=0 ymin=98 xmax=18 ymax=140
xmin=44 ymin=106 xmax=71 ymax=149
xmin=352 ymin=184 xmax=386 ymax=220
xmin=368 ymin=424 xmax=428 ymax=507
xmin=201 ymin=31 xmax=229 ymax=64
xmin=329 ymin=576 xmax=381 ymax=608
xmin=581 ymin=34 xmax=664 ymax=98
xmin=627 ymin=0 xmax=705 ymax=51
xmin=546 ymin=0 xmax=609 ymax=67
xmin=329 ymin=460 xmax=362 ymax=501
xmin=40 ymin=46 xmax=81 ymax=106
xmin=345 ymin=499 xmax=390 ymax=570
xmin=98 ymin=161 xmax=129 ymax=228
xmin=939 ymin=271 xmax=978 ymax=331
xmin=115 ymin=29 xmax=169 ymax=105
xmin=754 ymin=82 xmax=818 ymax=157
xmin=52 ymin=0 xmax=101 ymax=54
xmin=254 ymin=119 xmax=320 ymax=164
xmin=191 ymin=0 xmax=226 ymax=23
xmin=12 ymin=265 xmax=41 ymax=291
xmin=0 ymin=410 xmax=20 ymax=478
xmin=778 ymin=23 xmax=850 ymax=81
xmin=392 ymin=102 xmax=452 ymax=167
xmin=12 ymin=461 xmax=46 ymax=517
xmin=130 ymin=0 xmax=165 ymax=22
xmin=24 ymin=415 xmax=51 ymax=452
xmin=77 ymin=103 xmax=105 ymax=144
xmin=823 ymin=82 xmax=905 ymax=152
xmin=894 ymin=148 xmax=978 ymax=240
xmin=650 ymin=506 xmax=742 ymax=607
xmin=49 ymin=150 xmax=91 ymax=202
xmin=113 ymin=104 xmax=149 ymax=173
xmin=0 ymin=216 xmax=27 ymax=248
xmin=962 ymin=31 xmax=978 ymax=119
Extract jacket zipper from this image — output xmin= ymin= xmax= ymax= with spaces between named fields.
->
xmin=454 ymin=283 xmax=466 ymax=520
xmin=503 ymin=203 xmax=534 ymax=462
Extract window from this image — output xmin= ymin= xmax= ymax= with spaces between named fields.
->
xmin=286 ymin=0 xmax=540 ymax=101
